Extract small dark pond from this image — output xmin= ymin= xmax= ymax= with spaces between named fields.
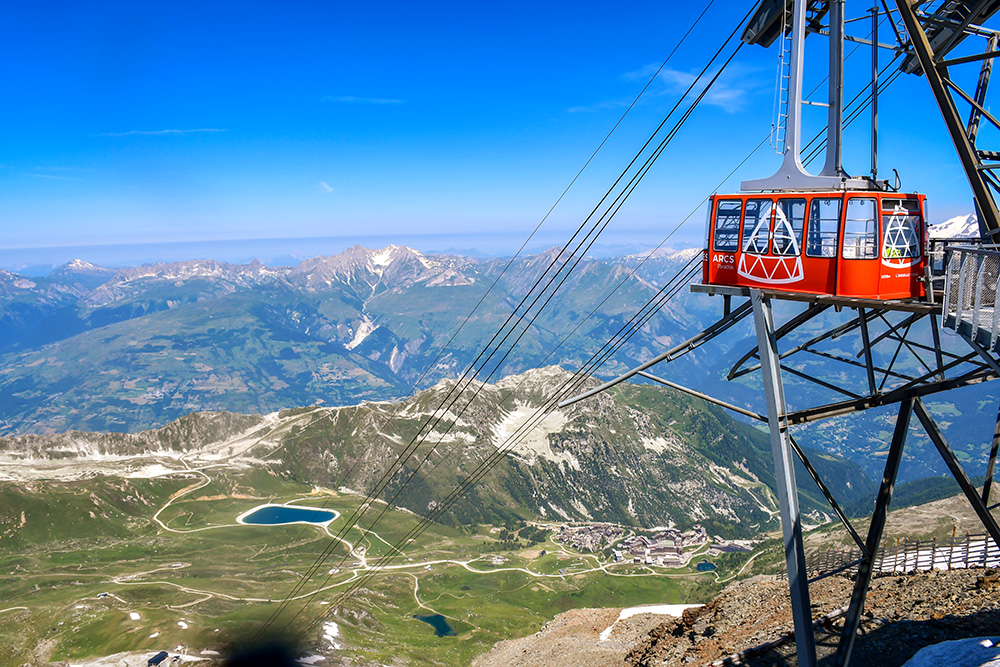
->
xmin=413 ymin=613 xmax=456 ymax=637
xmin=241 ymin=505 xmax=336 ymax=525
xmin=696 ymin=560 xmax=717 ymax=572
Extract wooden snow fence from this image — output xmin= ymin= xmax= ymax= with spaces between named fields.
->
xmin=781 ymin=531 xmax=1000 ymax=579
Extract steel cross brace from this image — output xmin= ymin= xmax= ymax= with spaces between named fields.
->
xmin=834 ymin=398 xmax=913 ymax=667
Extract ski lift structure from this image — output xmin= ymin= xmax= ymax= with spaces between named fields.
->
xmin=563 ymin=1 xmax=1000 ymax=666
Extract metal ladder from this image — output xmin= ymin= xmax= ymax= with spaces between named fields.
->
xmin=772 ymin=6 xmax=792 ymax=155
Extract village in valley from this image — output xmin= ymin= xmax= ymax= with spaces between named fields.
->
xmin=551 ymin=523 xmax=753 ymax=568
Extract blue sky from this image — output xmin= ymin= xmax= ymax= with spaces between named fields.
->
xmin=1 ymin=1 xmax=994 ymax=257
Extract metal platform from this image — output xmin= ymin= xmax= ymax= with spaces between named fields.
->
xmin=691 ymin=283 xmax=940 ymax=314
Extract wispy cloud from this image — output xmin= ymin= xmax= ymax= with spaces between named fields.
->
xmin=98 ymin=128 xmax=228 ymax=137
xmin=568 ymin=98 xmax=631 ymax=114
xmin=26 ymin=173 xmax=81 ymax=181
xmin=323 ymin=96 xmax=403 ymax=105
xmin=25 ymin=166 xmax=84 ymax=181
xmin=652 ymin=68 xmax=748 ymax=113
xmin=571 ymin=63 xmax=762 ymax=115
xmin=319 ymin=181 xmax=333 ymax=193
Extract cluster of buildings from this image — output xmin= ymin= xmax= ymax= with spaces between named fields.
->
xmin=552 ymin=522 xmax=755 ymax=569
xmin=614 ymin=525 xmax=710 ymax=566
xmin=553 ymin=523 xmax=624 ymax=552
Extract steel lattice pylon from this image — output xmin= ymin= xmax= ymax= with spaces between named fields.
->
xmin=561 ymin=285 xmax=1000 ymax=667
xmin=564 ymin=2 xmax=1000 ymax=663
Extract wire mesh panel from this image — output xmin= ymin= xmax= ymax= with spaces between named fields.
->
xmin=943 ymin=246 xmax=1000 ymax=350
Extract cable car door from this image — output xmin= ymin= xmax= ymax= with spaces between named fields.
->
xmin=802 ymin=196 xmax=841 ymax=295
xmin=877 ymin=197 xmax=925 ymax=299
xmin=837 ymin=197 xmax=880 ymax=298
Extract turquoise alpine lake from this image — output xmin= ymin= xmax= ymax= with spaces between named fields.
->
xmin=237 ymin=505 xmax=338 ymax=525
xmin=413 ymin=614 xmax=457 ymax=637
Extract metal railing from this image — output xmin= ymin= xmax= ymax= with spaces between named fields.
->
xmin=943 ymin=244 xmax=1000 ymax=350
xmin=802 ymin=532 xmax=1000 ymax=578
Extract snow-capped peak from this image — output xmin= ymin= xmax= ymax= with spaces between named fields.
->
xmin=66 ymin=259 xmax=99 ymax=271
xmin=370 ymin=246 xmax=399 ymax=268
xmin=931 ymin=213 xmax=979 ymax=239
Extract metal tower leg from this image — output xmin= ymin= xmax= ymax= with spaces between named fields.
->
xmin=750 ymin=289 xmax=817 ymax=667
xmin=834 ymin=398 xmax=912 ymax=667
xmin=984 ymin=403 xmax=1000 ymax=506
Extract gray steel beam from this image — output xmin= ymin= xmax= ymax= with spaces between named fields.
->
xmin=788 ymin=435 xmax=869 ymax=553
xmin=834 ymin=399 xmax=912 ymax=667
xmin=751 ymin=289 xmax=817 ymax=667
xmin=785 ymin=368 xmax=997 ymax=424
xmin=966 ymin=34 xmax=998 ymax=144
xmin=858 ymin=307 xmax=879 ymax=394
xmin=822 ymin=0 xmax=845 ymax=178
xmin=635 ymin=371 xmax=766 ymax=421
xmin=914 ymin=398 xmax=1000 ymax=551
xmin=728 ymin=303 xmax=831 ymax=380
xmin=895 ymin=0 xmax=1000 ymax=240
xmin=557 ymin=300 xmax=753 ymax=408
xmin=984 ymin=403 xmax=1000 ymax=505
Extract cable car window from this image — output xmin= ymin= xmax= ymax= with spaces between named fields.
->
xmin=713 ymin=200 xmax=742 ymax=251
xmin=773 ymin=199 xmax=805 ymax=256
xmin=882 ymin=205 xmax=921 ymax=259
xmin=842 ymin=198 xmax=877 ymax=259
xmin=882 ymin=199 xmax=921 ymax=214
xmin=806 ymin=198 xmax=841 ymax=257
xmin=742 ymin=198 xmax=773 ymax=254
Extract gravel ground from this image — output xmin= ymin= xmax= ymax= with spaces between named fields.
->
xmin=625 ymin=569 xmax=1000 ymax=667
xmin=472 ymin=607 xmax=684 ymax=667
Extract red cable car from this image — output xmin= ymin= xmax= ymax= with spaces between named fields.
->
xmin=702 ymin=190 xmax=927 ymax=300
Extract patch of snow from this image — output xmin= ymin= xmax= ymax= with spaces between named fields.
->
xmin=322 ymin=620 xmax=342 ymax=650
xmin=124 ymin=463 xmax=182 ymax=479
xmin=901 ymin=637 xmax=1000 ymax=667
xmin=129 ymin=612 xmax=141 ymax=620
xmin=150 ymin=632 xmax=160 ymax=638
xmin=599 ymin=604 xmax=703 ymax=642
xmin=370 ymin=247 xmax=397 ymax=267
xmin=299 ymin=656 xmax=327 ymax=665
xmin=178 ymin=621 xmax=189 ymax=629
xmin=13 ymin=278 xmax=36 ymax=289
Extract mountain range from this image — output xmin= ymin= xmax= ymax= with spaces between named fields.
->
xmin=0 ymin=366 xmax=874 ymax=539
xmin=0 ymin=245 xmax=705 ymax=435
xmin=930 ymin=212 xmax=979 ymax=238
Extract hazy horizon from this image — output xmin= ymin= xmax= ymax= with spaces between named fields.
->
xmin=1 ymin=227 xmax=706 ymax=275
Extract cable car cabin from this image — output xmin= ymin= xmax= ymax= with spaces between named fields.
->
xmin=703 ymin=191 xmax=928 ymax=300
